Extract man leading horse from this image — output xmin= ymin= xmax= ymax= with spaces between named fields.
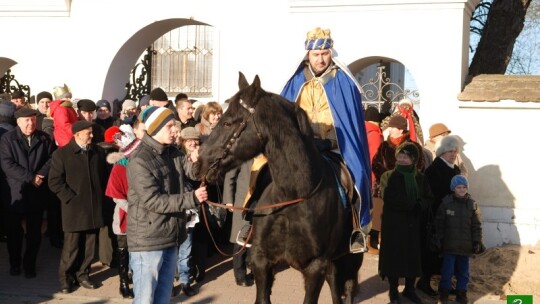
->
xmin=281 ymin=27 xmax=372 ymax=253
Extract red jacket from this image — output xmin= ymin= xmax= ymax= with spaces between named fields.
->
xmin=49 ymin=99 xmax=77 ymax=147
xmin=365 ymin=122 xmax=383 ymax=187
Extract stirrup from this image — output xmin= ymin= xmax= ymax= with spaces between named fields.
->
xmin=236 ymin=227 xmax=252 ymax=248
xmin=349 ymin=229 xmax=368 ymax=254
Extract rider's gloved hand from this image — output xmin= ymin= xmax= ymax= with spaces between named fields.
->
xmin=314 ymin=138 xmax=332 ymax=152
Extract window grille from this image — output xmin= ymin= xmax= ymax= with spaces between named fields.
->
xmin=152 ymin=25 xmax=213 ymax=98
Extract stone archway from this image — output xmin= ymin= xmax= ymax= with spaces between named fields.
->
xmin=101 ymin=18 xmax=209 ymax=101
xmin=0 ymin=57 xmax=17 ymax=76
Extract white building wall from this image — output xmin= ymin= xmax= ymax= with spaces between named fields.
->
xmin=2 ymin=0 xmax=538 ymax=247
xmin=455 ymin=102 xmax=540 ymax=247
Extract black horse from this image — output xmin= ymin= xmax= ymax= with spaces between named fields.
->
xmin=195 ymin=73 xmax=363 ymax=304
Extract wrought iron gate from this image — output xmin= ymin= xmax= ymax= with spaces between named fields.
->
xmin=124 ymin=46 xmax=154 ymax=101
xmin=0 ymin=69 xmax=31 ymax=101
xmin=360 ymin=65 xmax=419 ymax=112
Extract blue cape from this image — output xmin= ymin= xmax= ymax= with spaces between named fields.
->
xmin=281 ymin=63 xmax=373 ymax=227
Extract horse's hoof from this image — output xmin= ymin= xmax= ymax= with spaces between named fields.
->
xmin=235 ymin=276 xmax=254 ymax=287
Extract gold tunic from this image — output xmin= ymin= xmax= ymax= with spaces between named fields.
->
xmin=296 ymin=65 xmax=338 ymax=149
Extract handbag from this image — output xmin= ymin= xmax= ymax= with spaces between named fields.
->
xmin=201 ymin=203 xmax=227 ymax=230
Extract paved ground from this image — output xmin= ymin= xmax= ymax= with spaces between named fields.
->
xmin=0 ymin=239 xmax=506 ymax=304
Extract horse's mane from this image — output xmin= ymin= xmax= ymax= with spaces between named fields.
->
xmin=231 ymin=80 xmax=315 ymax=143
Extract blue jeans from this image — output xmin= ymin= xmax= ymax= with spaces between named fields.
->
xmin=439 ymin=253 xmax=470 ymax=291
xmin=130 ymin=246 xmax=177 ymax=304
xmin=177 ymin=229 xmax=193 ymax=284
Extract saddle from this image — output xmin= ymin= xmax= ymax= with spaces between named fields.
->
xmin=322 ymin=151 xmax=355 ymax=206
xmin=242 ymin=152 xmax=355 ymax=215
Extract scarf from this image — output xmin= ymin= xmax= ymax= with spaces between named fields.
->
xmin=395 ymin=164 xmax=418 ymax=203
xmin=388 ymin=133 xmax=407 ymax=147
xmin=397 ymin=105 xmax=417 ymax=143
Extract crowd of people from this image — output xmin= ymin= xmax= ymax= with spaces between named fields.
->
xmin=0 ymin=26 xmax=485 ymax=304
xmin=364 ymin=102 xmax=485 ymax=304
xmin=0 ymin=86 xmax=231 ymax=302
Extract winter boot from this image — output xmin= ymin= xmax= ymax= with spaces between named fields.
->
xmin=388 ymin=277 xmax=401 ymax=304
xmin=118 ymin=248 xmax=134 ymax=299
xmin=402 ymin=277 xmax=423 ymax=304
xmin=456 ymin=290 xmax=469 ymax=304
xmin=437 ymin=289 xmax=449 ymax=304
xmin=416 ymin=275 xmax=438 ymax=297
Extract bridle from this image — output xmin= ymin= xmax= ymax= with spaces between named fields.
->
xmin=198 ymin=96 xmax=325 ymax=257
xmin=202 ymin=98 xmax=263 ymax=185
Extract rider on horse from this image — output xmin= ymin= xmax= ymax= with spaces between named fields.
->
xmin=280 ymin=27 xmax=373 ymax=253
xmin=236 ymin=28 xmax=373 ymax=254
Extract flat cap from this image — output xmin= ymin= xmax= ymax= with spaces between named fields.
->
xmin=77 ymin=99 xmax=97 ymax=112
xmin=14 ymin=107 xmax=38 ymax=119
xmin=71 ymin=120 xmax=93 ymax=134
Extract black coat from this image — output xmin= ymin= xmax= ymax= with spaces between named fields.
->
xmin=0 ymin=128 xmax=55 ymax=213
xmin=424 ymin=157 xmax=461 ymax=213
xmin=378 ymin=169 xmax=431 ymax=279
xmin=48 ymin=138 xmax=107 ymax=232
xmin=422 ymin=157 xmax=461 ymax=275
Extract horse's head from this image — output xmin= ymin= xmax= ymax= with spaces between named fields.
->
xmin=194 ymin=72 xmax=268 ymax=182
xmin=195 ymin=72 xmax=316 ymax=183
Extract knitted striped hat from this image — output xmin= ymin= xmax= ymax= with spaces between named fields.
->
xmin=141 ymin=106 xmax=175 ymax=136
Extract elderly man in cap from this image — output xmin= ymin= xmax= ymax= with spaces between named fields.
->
xmin=127 ymin=106 xmax=207 ymax=303
xmin=0 ymin=108 xmax=55 ymax=278
xmin=280 ymin=27 xmax=372 ymax=253
xmin=48 ymin=120 xmax=108 ymax=293
xmin=77 ymin=99 xmax=105 ymax=143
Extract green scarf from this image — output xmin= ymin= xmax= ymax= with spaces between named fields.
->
xmin=395 ymin=164 xmax=418 ymax=202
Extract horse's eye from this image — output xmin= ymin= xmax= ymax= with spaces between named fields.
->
xmin=223 ymin=122 xmax=232 ymax=127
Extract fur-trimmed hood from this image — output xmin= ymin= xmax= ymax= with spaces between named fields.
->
xmin=107 ymin=151 xmax=125 ymax=165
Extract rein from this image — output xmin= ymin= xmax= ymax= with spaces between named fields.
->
xmin=199 ymin=175 xmax=324 ymax=257
xmin=198 ymin=97 xmax=322 ymax=256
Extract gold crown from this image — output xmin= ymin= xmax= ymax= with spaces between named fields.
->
xmin=306 ymin=27 xmax=332 ymax=41
xmin=53 ymin=84 xmax=71 ymax=100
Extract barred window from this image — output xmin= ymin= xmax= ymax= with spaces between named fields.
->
xmin=152 ymin=25 xmax=213 ymax=98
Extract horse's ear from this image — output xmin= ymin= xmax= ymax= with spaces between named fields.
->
xmin=252 ymin=75 xmax=261 ymax=89
xmin=295 ymin=105 xmax=314 ymax=138
xmin=239 ymin=72 xmax=249 ymax=90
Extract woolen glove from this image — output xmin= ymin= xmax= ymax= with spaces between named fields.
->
xmin=473 ymin=241 xmax=486 ymax=254
xmin=314 ymin=138 xmax=332 ymax=152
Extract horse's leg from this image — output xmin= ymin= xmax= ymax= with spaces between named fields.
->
xmin=252 ymin=257 xmax=274 ymax=304
xmin=335 ymin=253 xmax=363 ymax=304
xmin=325 ymin=261 xmax=343 ymax=304
xmin=302 ymin=258 xmax=328 ymax=304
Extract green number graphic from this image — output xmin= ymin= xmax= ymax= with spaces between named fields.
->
xmin=507 ymin=295 xmax=533 ymax=304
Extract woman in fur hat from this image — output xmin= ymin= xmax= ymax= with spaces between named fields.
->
xmin=418 ymin=135 xmax=464 ymax=297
